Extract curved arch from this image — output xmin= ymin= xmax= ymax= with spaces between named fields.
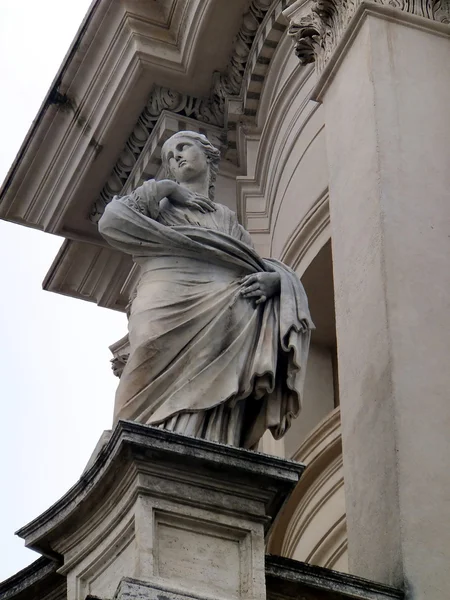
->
xmin=256 ymin=32 xmax=297 ymax=128
xmin=239 ymin=0 xmax=289 ymax=122
xmin=268 ymin=408 xmax=348 ymax=572
xmin=236 ymin=64 xmax=318 ymax=227
xmin=268 ymin=123 xmax=325 ymax=258
xmin=279 ymin=190 xmax=330 ymax=276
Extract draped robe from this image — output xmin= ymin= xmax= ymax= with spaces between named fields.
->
xmin=99 ymin=180 xmax=313 ymax=448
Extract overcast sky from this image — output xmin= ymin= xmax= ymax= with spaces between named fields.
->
xmin=0 ymin=1 xmax=127 ymax=582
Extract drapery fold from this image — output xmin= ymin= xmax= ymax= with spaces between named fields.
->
xmin=99 ymin=187 xmax=313 ymax=448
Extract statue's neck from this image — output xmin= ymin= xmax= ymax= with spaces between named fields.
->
xmin=177 ymin=171 xmax=210 ymax=198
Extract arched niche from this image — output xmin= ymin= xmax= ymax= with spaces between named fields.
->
xmin=267 ymin=240 xmax=348 ymax=574
xmin=283 ymin=239 xmax=338 ymax=460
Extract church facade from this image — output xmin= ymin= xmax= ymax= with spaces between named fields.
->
xmin=1 ymin=1 xmax=449 ymax=598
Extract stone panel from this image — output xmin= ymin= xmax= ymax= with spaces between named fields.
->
xmin=155 ymin=512 xmax=245 ymax=598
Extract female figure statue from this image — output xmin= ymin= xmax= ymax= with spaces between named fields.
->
xmin=99 ymin=131 xmax=313 ymax=449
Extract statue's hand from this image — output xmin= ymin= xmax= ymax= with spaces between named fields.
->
xmin=240 ymin=272 xmax=281 ymax=305
xmin=163 ymin=180 xmax=216 ymax=213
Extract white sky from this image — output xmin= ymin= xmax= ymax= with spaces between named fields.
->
xmin=0 ymin=1 xmax=126 ymax=582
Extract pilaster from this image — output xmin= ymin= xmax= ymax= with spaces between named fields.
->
xmin=288 ymin=0 xmax=450 ymax=596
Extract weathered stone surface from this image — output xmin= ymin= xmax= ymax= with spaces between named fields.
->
xmin=112 ymin=577 xmax=239 ymax=600
xmin=99 ymin=131 xmax=313 ymax=450
xmin=0 ymin=557 xmax=65 ymax=600
xmin=16 ymin=421 xmax=304 ymax=600
xmin=288 ymin=0 xmax=450 ymax=73
xmin=0 ymin=554 xmax=404 ymax=600
xmin=307 ymin=3 xmax=450 ymax=596
xmin=266 ymin=555 xmax=404 ymax=600
xmin=111 ymin=565 xmax=404 ymax=600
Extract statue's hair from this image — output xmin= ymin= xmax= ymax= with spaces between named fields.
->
xmin=161 ymin=131 xmax=221 ymax=200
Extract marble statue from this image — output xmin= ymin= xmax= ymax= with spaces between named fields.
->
xmin=98 ymin=131 xmax=313 ymax=449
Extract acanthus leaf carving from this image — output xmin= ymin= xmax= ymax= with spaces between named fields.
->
xmin=210 ymin=0 xmax=272 ymax=115
xmin=111 ymin=354 xmax=129 ymax=379
xmin=89 ymin=0 xmax=275 ymax=224
xmin=89 ymin=86 xmax=224 ymax=223
xmin=288 ymin=15 xmax=322 ymax=65
xmin=289 ymin=0 xmax=450 ymax=73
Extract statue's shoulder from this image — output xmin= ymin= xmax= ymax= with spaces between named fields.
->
xmin=214 ymin=202 xmax=238 ymax=220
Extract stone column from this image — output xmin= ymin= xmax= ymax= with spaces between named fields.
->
xmin=288 ymin=1 xmax=450 ymax=596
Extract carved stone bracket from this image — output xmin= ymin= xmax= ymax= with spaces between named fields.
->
xmin=88 ymin=0 xmax=275 ymax=224
xmin=211 ymin=0 xmax=273 ymax=112
xmin=109 ymin=334 xmax=130 ymax=378
xmin=89 ymin=86 xmax=223 ymax=223
xmin=289 ymin=0 xmax=450 ymax=72
xmin=111 ymin=354 xmax=129 ymax=378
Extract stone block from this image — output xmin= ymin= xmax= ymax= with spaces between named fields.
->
xmin=16 ymin=421 xmax=304 ymax=600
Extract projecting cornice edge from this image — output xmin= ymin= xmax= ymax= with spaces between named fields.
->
xmin=0 ymin=0 xmax=286 ymax=234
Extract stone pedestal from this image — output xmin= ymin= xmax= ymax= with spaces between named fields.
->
xmin=16 ymin=421 xmax=304 ymax=600
xmin=306 ymin=3 xmax=450 ymax=596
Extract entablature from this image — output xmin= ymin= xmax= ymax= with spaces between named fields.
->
xmin=0 ymin=0 xmax=299 ymax=312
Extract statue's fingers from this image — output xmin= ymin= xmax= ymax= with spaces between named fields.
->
xmin=241 ymin=282 xmax=260 ymax=294
xmin=255 ymin=295 xmax=267 ymax=305
xmin=242 ymin=289 xmax=262 ymax=298
xmin=240 ymin=274 xmax=258 ymax=284
xmin=194 ymin=193 xmax=210 ymax=201
xmin=195 ymin=194 xmax=216 ymax=211
xmin=200 ymin=201 xmax=216 ymax=212
xmin=195 ymin=200 xmax=214 ymax=212
xmin=188 ymin=201 xmax=206 ymax=213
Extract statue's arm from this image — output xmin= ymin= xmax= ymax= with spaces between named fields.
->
xmin=120 ymin=179 xmax=216 ymax=217
xmin=117 ymin=179 xmax=173 ymax=219
xmin=98 ymin=179 xmax=216 ymax=253
xmin=97 ymin=181 xmax=165 ymax=252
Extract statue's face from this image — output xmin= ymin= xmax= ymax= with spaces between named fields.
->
xmin=164 ymin=135 xmax=208 ymax=184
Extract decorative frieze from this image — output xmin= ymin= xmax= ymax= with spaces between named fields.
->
xmin=89 ymin=0 xmax=276 ymax=224
xmin=211 ymin=0 xmax=273 ymax=108
xmin=89 ymin=87 xmax=222 ymax=223
xmin=289 ymin=0 xmax=450 ymax=72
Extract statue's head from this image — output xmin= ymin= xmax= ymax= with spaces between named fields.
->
xmin=161 ymin=131 xmax=221 ymax=199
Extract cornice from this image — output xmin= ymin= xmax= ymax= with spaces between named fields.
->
xmin=0 ymin=0 xmax=192 ymax=229
xmin=0 ymin=0 xmax=246 ymax=232
xmin=1 ymin=0 xmax=304 ymax=312
xmin=0 ymin=557 xmax=65 ymax=600
xmin=42 ymin=239 xmax=133 ymax=311
xmin=266 ymin=555 xmax=404 ymax=600
xmin=0 ymin=0 xmax=286 ymax=234
xmin=16 ymin=420 xmax=305 ymax=553
xmin=89 ymin=0 xmax=288 ymax=223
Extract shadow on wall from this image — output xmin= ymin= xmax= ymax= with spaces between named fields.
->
xmin=284 ymin=240 xmax=338 ymax=459
xmin=269 ymin=241 xmax=347 ymax=573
